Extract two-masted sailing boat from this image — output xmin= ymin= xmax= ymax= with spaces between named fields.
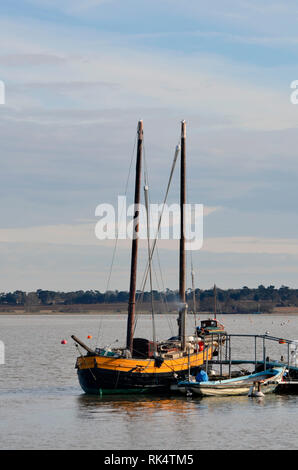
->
xmin=72 ymin=120 xmax=217 ymax=395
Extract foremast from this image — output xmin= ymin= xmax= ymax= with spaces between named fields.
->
xmin=126 ymin=120 xmax=143 ymax=354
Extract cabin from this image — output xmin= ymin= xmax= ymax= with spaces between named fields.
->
xmin=196 ymin=319 xmax=225 ymax=336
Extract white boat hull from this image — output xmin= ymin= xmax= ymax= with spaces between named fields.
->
xmin=179 ymin=367 xmax=285 ymax=397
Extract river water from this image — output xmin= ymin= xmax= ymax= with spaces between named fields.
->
xmin=0 ymin=313 xmax=297 ymax=450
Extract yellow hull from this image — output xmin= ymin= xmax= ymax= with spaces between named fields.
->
xmin=76 ymin=347 xmax=214 ymax=394
xmin=77 ymin=347 xmax=212 ymax=373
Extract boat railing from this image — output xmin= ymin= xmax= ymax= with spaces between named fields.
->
xmin=208 ymin=333 xmax=298 ymax=379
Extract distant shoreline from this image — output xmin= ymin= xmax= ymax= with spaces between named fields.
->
xmin=0 ymin=305 xmax=298 ymax=315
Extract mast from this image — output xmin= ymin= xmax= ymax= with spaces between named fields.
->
xmin=191 ymin=267 xmax=197 ymax=326
xmin=214 ymin=284 xmax=217 ymax=319
xmin=178 ymin=120 xmax=187 ymax=350
xmin=126 ymin=120 xmax=143 ymax=353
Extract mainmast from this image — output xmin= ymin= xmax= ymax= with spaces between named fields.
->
xmin=126 ymin=120 xmax=143 ymax=353
xmin=178 ymin=120 xmax=187 ymax=350
xmin=214 ymin=284 xmax=217 ymax=319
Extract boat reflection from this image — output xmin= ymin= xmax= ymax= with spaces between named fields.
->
xmin=77 ymin=393 xmax=197 ymax=416
xmin=76 ymin=390 xmax=273 ymax=421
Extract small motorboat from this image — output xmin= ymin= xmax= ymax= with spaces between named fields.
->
xmin=196 ymin=319 xmax=226 ymax=337
xmin=178 ymin=367 xmax=285 ymax=397
xmin=195 ymin=285 xmax=226 ymax=345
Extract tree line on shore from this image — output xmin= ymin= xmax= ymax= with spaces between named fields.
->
xmin=0 ymin=285 xmax=297 ymax=313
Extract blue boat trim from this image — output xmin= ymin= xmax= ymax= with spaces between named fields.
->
xmin=179 ymin=367 xmax=285 ymax=387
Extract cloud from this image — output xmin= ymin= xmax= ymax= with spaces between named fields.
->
xmin=0 ymin=54 xmax=67 ymax=66
xmin=0 ymin=2 xmax=298 ymax=290
xmin=203 ymin=237 xmax=298 ymax=255
xmin=0 ymin=13 xmax=297 ymax=131
xmin=1 ymin=237 xmax=298 ymax=292
xmin=28 ymin=0 xmax=112 ymax=14
xmin=0 ymin=205 xmax=216 ymax=247
xmin=131 ymin=30 xmax=298 ymax=47
xmin=1 ymin=220 xmax=298 ymax=258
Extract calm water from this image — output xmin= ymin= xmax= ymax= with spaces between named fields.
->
xmin=0 ymin=313 xmax=297 ymax=450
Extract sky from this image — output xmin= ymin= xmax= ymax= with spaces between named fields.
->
xmin=0 ymin=0 xmax=298 ymax=292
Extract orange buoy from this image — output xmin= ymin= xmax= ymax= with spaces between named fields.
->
xmin=61 ymin=339 xmax=67 ymax=345
xmin=87 ymin=335 xmax=92 ymax=339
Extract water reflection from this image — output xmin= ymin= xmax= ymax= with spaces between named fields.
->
xmin=76 ymin=391 xmax=291 ymax=420
xmin=76 ymin=393 xmax=198 ymax=417
xmin=74 ymin=392 xmax=295 ymax=450
xmin=76 ymin=393 xmax=202 ymax=448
